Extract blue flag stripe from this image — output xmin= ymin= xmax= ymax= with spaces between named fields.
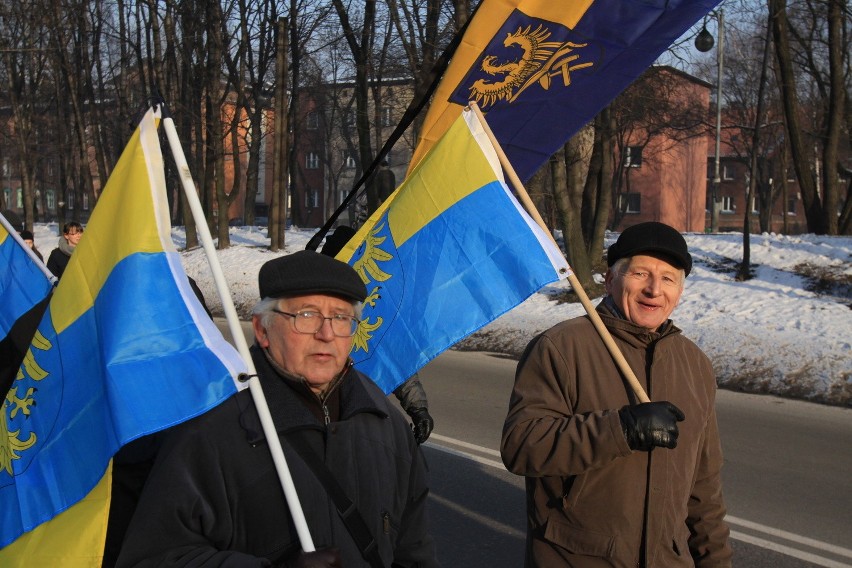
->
xmin=352 ymin=179 xmax=566 ymax=392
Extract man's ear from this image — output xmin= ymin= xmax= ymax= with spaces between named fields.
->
xmin=604 ymin=269 xmax=615 ymax=293
xmin=252 ymin=316 xmax=269 ymax=348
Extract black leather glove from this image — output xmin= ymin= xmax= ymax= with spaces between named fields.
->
xmin=619 ymin=401 xmax=685 ymax=451
xmin=409 ymin=408 xmax=434 ymax=444
xmin=287 ymin=548 xmax=342 ymax=568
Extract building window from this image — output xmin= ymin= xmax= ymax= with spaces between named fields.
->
xmin=380 ymin=106 xmax=393 ymax=127
xmin=46 ymin=189 xmax=55 ymax=210
xmin=305 ymin=189 xmax=319 ymax=208
xmin=751 ymin=197 xmax=759 ymax=214
xmin=343 ymin=110 xmax=355 ymax=127
xmin=721 ymin=196 xmax=734 ymax=212
xmin=787 ymin=196 xmax=798 ymax=215
xmin=342 ymin=150 xmax=356 ymax=169
xmin=624 ymin=146 xmax=643 ymax=168
xmin=722 ymin=164 xmax=734 ymax=180
xmin=306 ymin=111 xmax=319 ymax=130
xmin=306 ymin=152 xmax=320 ymax=170
xmin=617 ymin=193 xmax=641 ymax=214
xmin=16 ymin=188 xmax=23 ymax=208
xmin=82 ymin=193 xmax=90 ymax=211
xmin=68 ymin=193 xmax=75 ymax=210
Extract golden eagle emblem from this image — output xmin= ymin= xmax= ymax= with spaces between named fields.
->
xmin=1 ymin=330 xmax=51 ymax=475
xmin=351 ymin=223 xmax=395 ymax=354
xmin=469 ymin=24 xmax=595 ymax=108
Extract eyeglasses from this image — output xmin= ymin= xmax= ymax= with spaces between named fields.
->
xmin=620 ymin=270 xmax=682 ymax=288
xmin=272 ymin=309 xmax=359 ymax=337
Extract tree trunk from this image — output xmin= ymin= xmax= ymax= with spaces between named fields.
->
xmin=820 ymin=0 xmax=844 ymax=235
xmin=270 ymin=17 xmax=288 ymax=252
xmin=738 ymin=10 xmax=772 ymax=281
xmin=332 ymin=0 xmax=377 ymax=214
xmin=770 ymin=0 xmax=825 ymax=233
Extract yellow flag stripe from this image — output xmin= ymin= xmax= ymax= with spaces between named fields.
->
xmin=388 ymin=110 xmax=501 ymax=247
xmin=0 ymin=462 xmax=111 ymax=568
xmin=336 ymin=109 xmax=502 ymax=263
xmin=51 ymin=115 xmax=167 ymax=333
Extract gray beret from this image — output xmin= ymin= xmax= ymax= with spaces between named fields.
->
xmin=258 ymin=250 xmax=367 ymax=302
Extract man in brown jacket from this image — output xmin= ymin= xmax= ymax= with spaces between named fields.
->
xmin=501 ymin=222 xmax=731 ymax=567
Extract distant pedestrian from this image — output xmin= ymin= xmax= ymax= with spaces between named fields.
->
xmin=46 ymin=221 xmax=83 ymax=279
xmin=18 ymin=229 xmax=43 ymax=262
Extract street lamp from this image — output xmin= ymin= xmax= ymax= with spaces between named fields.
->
xmin=695 ymin=9 xmax=724 ymax=233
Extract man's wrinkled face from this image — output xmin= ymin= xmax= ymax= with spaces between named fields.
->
xmin=252 ymin=294 xmax=356 ymax=394
xmin=605 ymin=254 xmax=684 ymax=331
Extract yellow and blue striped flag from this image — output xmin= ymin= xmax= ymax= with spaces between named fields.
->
xmin=338 ymin=109 xmax=570 ymax=393
xmin=410 ymin=0 xmax=720 ymax=181
xmin=0 ymin=108 xmax=247 ymax=553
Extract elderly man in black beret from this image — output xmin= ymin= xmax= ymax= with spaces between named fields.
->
xmin=118 ymin=251 xmax=439 ymax=568
xmin=502 ymin=222 xmax=731 ymax=567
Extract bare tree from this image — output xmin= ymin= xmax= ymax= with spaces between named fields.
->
xmin=770 ymin=0 xmax=849 ymax=235
xmin=331 ymin=0 xmax=378 ymax=214
xmin=0 ymin=2 xmax=53 ymax=229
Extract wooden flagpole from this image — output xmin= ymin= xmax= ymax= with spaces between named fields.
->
xmin=160 ymin=108 xmax=317 ymax=551
xmin=468 ymin=103 xmax=650 ymax=404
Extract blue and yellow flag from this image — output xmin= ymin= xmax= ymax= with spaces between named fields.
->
xmin=0 ymin=220 xmax=54 ymax=397
xmin=410 ymin=0 xmax=720 ymax=181
xmin=338 ymin=109 xmax=570 ymax=393
xmin=0 ymin=108 xmax=247 ymax=553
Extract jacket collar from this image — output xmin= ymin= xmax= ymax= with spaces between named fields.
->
xmin=239 ymin=344 xmax=388 ymax=444
xmin=596 ymin=298 xmax=681 ymax=348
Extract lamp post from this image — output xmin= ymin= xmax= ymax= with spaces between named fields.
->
xmin=695 ymin=9 xmax=724 ymax=233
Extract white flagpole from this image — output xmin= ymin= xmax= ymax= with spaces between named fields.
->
xmin=160 ymin=109 xmax=316 ymax=552
xmin=0 ymin=213 xmax=58 ymax=286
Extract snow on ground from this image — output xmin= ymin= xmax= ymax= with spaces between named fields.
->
xmin=32 ymin=224 xmax=852 ymax=407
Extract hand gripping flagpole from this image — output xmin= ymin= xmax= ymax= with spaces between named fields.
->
xmin=159 ymin=106 xmax=316 ymax=551
xmin=468 ymin=103 xmax=650 ymax=404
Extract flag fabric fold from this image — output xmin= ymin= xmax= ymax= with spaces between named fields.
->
xmin=0 ymin=221 xmax=54 ymax=397
xmin=410 ymin=0 xmax=721 ymax=181
xmin=338 ymin=109 xmax=570 ymax=394
xmin=0 ymin=108 xmax=248 ymax=551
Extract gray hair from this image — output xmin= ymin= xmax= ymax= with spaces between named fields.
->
xmin=251 ymin=297 xmax=364 ymax=329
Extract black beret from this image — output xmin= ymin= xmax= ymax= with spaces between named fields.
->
xmin=607 ymin=222 xmax=693 ymax=276
xmin=258 ymin=250 xmax=367 ymax=302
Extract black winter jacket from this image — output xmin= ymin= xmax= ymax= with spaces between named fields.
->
xmin=116 ymin=345 xmax=438 ymax=567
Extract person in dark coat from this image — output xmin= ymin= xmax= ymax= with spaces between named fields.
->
xmin=46 ymin=221 xmax=83 ymax=279
xmin=18 ymin=229 xmax=44 ymax=262
xmin=117 ymin=250 xmax=439 ymax=568
xmin=321 ymin=225 xmax=435 ymax=444
xmin=502 ymin=222 xmax=731 ymax=567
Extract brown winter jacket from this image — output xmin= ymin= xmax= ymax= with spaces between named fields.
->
xmin=501 ymin=302 xmax=731 ymax=568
